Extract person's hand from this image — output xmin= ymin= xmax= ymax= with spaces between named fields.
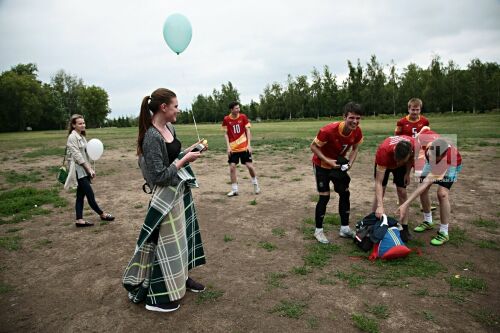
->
xmin=88 ymin=168 xmax=96 ymax=178
xmin=247 ymin=146 xmax=253 ymax=154
xmin=183 ymin=151 xmax=201 ymax=164
xmin=375 ymin=205 xmax=384 ymax=219
xmin=227 ymin=148 xmax=232 ymax=156
xmin=404 ymin=173 xmax=411 ymax=187
xmin=325 ymin=159 xmax=339 ymax=169
xmin=395 ymin=203 xmax=409 ymax=221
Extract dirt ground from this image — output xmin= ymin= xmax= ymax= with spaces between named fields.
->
xmin=1 ymin=145 xmax=499 ymax=333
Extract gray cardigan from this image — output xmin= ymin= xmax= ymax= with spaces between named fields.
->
xmin=142 ymin=125 xmax=181 ymax=187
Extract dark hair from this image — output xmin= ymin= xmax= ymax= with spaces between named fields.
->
xmin=394 ymin=140 xmax=413 ymax=161
xmin=67 ymin=114 xmax=86 ymax=137
xmin=343 ymin=102 xmax=363 ymax=117
xmin=228 ymin=101 xmax=240 ymax=110
xmin=428 ymin=138 xmax=449 ymax=159
xmin=137 ymin=88 xmax=177 ymax=155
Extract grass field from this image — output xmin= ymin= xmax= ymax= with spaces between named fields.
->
xmin=0 ymin=112 xmax=499 ymax=332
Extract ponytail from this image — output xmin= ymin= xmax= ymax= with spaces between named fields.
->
xmin=137 ymin=96 xmax=152 ymax=155
xmin=136 ymin=88 xmax=176 ymax=155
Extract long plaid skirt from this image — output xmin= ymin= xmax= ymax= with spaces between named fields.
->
xmin=122 ymin=167 xmax=205 ymax=305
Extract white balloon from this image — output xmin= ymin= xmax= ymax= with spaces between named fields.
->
xmin=87 ymin=138 xmax=104 ymax=161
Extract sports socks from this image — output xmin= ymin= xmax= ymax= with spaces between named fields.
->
xmin=338 ymin=190 xmax=350 ymax=226
xmin=424 ymin=212 xmax=433 ymax=224
xmin=251 ymin=177 xmax=258 ymax=185
xmin=439 ymin=224 xmax=449 ymax=235
xmin=315 ymin=195 xmax=330 ymax=229
xmin=231 ymin=183 xmax=238 ymax=192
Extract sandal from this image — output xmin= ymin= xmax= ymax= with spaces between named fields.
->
xmin=75 ymin=221 xmax=94 ymax=227
xmin=100 ymin=213 xmax=115 ymax=221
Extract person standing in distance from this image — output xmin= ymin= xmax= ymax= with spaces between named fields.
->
xmin=395 ymin=98 xmax=429 ymax=138
xmin=310 ymin=102 xmax=363 ymax=244
xmin=222 ymin=101 xmax=260 ymax=196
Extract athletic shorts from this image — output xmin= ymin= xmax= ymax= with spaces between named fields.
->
xmin=419 ymin=164 xmax=462 ymax=190
xmin=374 ymin=164 xmax=407 ymax=188
xmin=228 ymin=151 xmax=253 ymax=165
xmin=314 ymin=165 xmax=350 ymax=193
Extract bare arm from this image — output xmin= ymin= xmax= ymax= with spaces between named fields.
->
xmin=246 ymin=126 xmax=252 ymax=154
xmin=347 ymin=143 xmax=360 ymax=169
xmin=310 ymin=141 xmax=338 ymax=168
xmin=374 ymin=167 xmax=386 ymax=218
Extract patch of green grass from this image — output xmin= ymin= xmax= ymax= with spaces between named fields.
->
xmin=323 ymin=214 xmax=341 ymax=226
xmin=303 ymin=243 xmax=340 ymax=267
xmin=306 ymin=316 xmax=319 ymax=329
xmin=267 ymin=272 xmax=288 ymax=289
xmin=23 ymin=147 xmax=64 ymax=158
xmin=292 ymin=177 xmax=302 ymax=181
xmin=472 ymin=218 xmax=498 ymax=229
xmin=133 ymin=203 xmax=144 ymax=209
xmin=352 ymin=313 xmax=379 ymax=333
xmin=259 ymin=241 xmax=277 ymax=252
xmin=406 ymin=238 xmax=426 ymax=247
xmin=335 ymin=271 xmax=365 ymax=288
xmin=6 ymin=227 xmax=22 ymax=233
xmin=0 ymin=187 xmax=67 ymax=224
xmin=447 ymin=227 xmax=468 ymax=247
xmin=2 ymin=170 xmax=42 ymax=184
xmin=375 ymin=252 xmax=446 ymax=279
xmin=0 ymin=282 xmax=13 ymax=294
xmin=469 ymin=309 xmax=500 ymax=329
xmin=318 ymin=276 xmax=336 ymax=285
xmin=475 ymin=239 xmax=499 ymax=250
xmin=422 ymin=310 xmax=435 ymax=321
xmin=412 ymin=288 xmax=430 ymax=297
xmin=195 ymin=287 xmax=224 ymax=304
xmin=223 ymin=234 xmax=233 ymax=242
xmin=270 ymin=300 xmax=307 ymax=319
xmin=366 ymin=304 xmax=389 ymax=319
xmin=0 ymin=235 xmax=21 ymax=251
xmin=283 ymin=166 xmax=296 ymax=171
xmin=447 ymin=292 xmax=467 ymax=304
xmin=272 ymin=227 xmax=285 ymax=238
xmin=448 ymin=275 xmax=487 ymax=292
xmin=292 ymin=266 xmax=313 ymax=275
xmin=249 ymin=199 xmax=257 ymax=205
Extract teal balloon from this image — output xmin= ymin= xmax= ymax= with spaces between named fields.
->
xmin=163 ymin=13 xmax=192 ymax=55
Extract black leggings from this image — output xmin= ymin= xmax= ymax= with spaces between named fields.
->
xmin=76 ymin=176 xmax=103 ymax=219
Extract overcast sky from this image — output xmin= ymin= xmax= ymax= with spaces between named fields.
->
xmin=1 ymin=0 xmax=499 ymax=118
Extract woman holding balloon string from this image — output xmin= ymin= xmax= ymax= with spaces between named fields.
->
xmin=122 ymin=88 xmax=207 ymax=313
xmin=64 ymin=114 xmax=115 ymax=227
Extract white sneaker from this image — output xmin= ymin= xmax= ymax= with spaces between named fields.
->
xmin=254 ymin=184 xmax=261 ymax=194
xmin=145 ymin=302 xmax=180 ymax=312
xmin=339 ymin=227 xmax=355 ymax=238
xmin=314 ymin=230 xmax=330 ymax=244
xmin=227 ymin=190 xmax=239 ymax=197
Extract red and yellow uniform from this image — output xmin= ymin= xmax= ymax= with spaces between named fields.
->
xmin=395 ymin=115 xmax=430 ymax=137
xmin=312 ymin=121 xmax=363 ymax=169
xmin=415 ymin=127 xmax=440 ymax=174
xmin=375 ymin=135 xmax=415 ymax=170
xmin=222 ymin=113 xmax=251 ymax=152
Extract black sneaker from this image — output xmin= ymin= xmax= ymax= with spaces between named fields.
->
xmin=186 ymin=277 xmax=206 ymax=293
xmin=145 ymin=301 xmax=180 ymax=312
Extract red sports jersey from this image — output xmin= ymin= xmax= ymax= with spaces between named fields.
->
xmin=395 ymin=115 xmax=430 ymax=137
xmin=222 ymin=113 xmax=251 ymax=152
xmin=375 ymin=135 xmax=415 ymax=170
xmin=312 ymin=121 xmax=363 ymax=169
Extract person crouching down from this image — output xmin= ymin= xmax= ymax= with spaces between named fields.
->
xmin=396 ymin=137 xmax=462 ymax=246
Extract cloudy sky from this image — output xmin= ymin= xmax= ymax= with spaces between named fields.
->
xmin=1 ymin=0 xmax=499 ymax=118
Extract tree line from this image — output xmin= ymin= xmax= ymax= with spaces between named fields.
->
xmin=1 ymin=55 xmax=498 ymax=132
xmin=0 ymin=63 xmax=110 ymax=132
xmin=181 ymin=55 xmax=499 ymax=124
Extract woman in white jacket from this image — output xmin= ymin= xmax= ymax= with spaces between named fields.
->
xmin=65 ymin=114 xmax=114 ymax=227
